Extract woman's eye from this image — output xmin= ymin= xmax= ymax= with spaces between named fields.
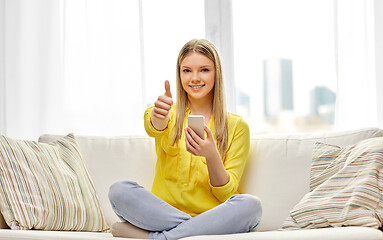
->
xmin=202 ymin=69 xmax=209 ymax=72
xmin=183 ymin=69 xmax=191 ymax=73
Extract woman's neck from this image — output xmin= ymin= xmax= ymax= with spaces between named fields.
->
xmin=188 ymin=100 xmax=212 ymax=124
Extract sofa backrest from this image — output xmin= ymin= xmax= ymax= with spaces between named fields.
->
xmin=239 ymin=127 xmax=383 ymax=231
xmin=14 ymin=127 xmax=382 ymax=232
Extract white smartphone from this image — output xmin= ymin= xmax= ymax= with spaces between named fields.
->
xmin=188 ymin=115 xmax=205 ymax=139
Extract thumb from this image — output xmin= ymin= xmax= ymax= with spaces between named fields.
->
xmin=164 ymin=80 xmax=172 ymax=98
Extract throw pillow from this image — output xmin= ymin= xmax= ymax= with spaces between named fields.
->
xmin=0 ymin=133 xmax=108 ymax=231
xmin=310 ymin=142 xmax=343 ymax=191
xmin=282 ymin=137 xmax=383 ymax=230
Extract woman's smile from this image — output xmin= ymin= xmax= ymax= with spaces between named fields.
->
xmin=189 ymin=84 xmax=206 ymax=90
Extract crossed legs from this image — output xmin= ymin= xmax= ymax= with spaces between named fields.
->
xmin=108 ymin=181 xmax=262 ymax=240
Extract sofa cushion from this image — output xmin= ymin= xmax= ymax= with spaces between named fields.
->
xmin=282 ymin=137 xmax=383 ymax=229
xmin=0 ymin=229 xmax=125 ymax=240
xmin=181 ymin=227 xmax=383 ymax=240
xmin=0 ymin=133 xmax=108 ymax=231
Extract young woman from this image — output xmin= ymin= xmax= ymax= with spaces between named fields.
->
xmin=108 ymin=39 xmax=262 ymax=240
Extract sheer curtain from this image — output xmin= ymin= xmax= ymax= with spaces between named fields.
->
xmin=0 ymin=0 xmax=205 ymax=140
xmin=62 ymin=0 xmax=144 ymax=137
xmin=0 ymin=0 xmax=64 ymax=140
xmin=5 ymin=0 xmax=383 ymax=140
xmin=0 ymin=0 xmax=145 ymax=140
xmin=334 ymin=0 xmax=383 ymax=130
xmin=63 ymin=0 xmax=205 ymax=137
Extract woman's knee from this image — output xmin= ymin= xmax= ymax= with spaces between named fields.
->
xmin=243 ymin=194 xmax=262 ymax=212
xmin=108 ymin=180 xmax=141 ymax=204
xmin=230 ymin=194 xmax=262 ymax=229
xmin=243 ymin=194 xmax=262 ymax=229
xmin=229 ymin=194 xmax=261 ymax=209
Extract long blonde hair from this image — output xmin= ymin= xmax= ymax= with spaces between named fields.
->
xmin=172 ymin=39 xmax=228 ymax=159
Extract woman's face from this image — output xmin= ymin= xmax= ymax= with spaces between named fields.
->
xmin=180 ymin=52 xmax=215 ymax=103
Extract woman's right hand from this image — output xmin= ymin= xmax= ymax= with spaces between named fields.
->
xmin=151 ymin=80 xmax=173 ymax=130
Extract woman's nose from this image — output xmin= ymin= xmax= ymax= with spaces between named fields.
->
xmin=191 ymin=72 xmax=200 ymax=82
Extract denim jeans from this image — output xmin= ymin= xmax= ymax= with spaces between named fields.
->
xmin=108 ymin=181 xmax=262 ymax=240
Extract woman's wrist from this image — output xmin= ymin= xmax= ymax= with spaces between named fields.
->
xmin=150 ymin=113 xmax=169 ymax=131
xmin=206 ymin=149 xmax=229 ymax=187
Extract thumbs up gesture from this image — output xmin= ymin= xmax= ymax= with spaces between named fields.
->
xmin=164 ymin=80 xmax=172 ymax=99
xmin=151 ymin=80 xmax=174 ymax=130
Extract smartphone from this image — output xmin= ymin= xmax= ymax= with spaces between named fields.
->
xmin=188 ymin=115 xmax=205 ymax=139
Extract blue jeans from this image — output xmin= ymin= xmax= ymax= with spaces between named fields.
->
xmin=108 ymin=181 xmax=262 ymax=240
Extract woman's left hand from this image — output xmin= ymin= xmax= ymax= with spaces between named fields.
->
xmin=185 ymin=125 xmax=219 ymax=159
xmin=185 ymin=125 xmax=229 ymax=186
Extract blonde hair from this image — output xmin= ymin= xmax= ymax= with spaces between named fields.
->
xmin=172 ymin=39 xmax=228 ymax=159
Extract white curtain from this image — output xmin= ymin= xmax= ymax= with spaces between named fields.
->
xmin=0 ymin=0 xmax=145 ymax=140
xmin=9 ymin=1 xmax=377 ymax=139
xmin=0 ymin=0 xmax=64 ymax=140
xmin=334 ymin=0 xmax=383 ymax=130
xmin=62 ymin=0 xmax=144 ymax=138
xmin=0 ymin=0 xmax=206 ymax=140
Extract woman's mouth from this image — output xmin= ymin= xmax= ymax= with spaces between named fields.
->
xmin=190 ymin=84 xmax=205 ymax=89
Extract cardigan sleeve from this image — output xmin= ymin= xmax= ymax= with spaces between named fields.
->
xmin=210 ymin=117 xmax=250 ymax=202
xmin=144 ymin=106 xmax=163 ymax=138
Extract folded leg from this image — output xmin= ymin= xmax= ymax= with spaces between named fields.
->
xmin=151 ymin=194 xmax=262 ymax=240
xmin=108 ymin=180 xmax=192 ymax=232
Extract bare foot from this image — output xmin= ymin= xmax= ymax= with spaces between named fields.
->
xmin=110 ymin=222 xmax=150 ymax=239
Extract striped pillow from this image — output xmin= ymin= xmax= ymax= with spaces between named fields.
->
xmin=283 ymin=137 xmax=383 ymax=229
xmin=310 ymin=142 xmax=343 ymax=191
xmin=0 ymin=133 xmax=108 ymax=231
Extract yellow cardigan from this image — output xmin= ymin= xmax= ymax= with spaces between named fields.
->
xmin=144 ymin=105 xmax=250 ymax=217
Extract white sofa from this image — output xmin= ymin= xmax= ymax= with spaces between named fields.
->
xmin=1 ymin=127 xmax=383 ymax=240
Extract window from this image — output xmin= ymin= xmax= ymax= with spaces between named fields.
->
xmin=1 ymin=0 xmax=338 ymax=139
xmin=141 ymin=0 xmax=205 ymax=107
xmin=63 ymin=0 xmax=143 ymax=136
xmin=232 ymin=0 xmax=337 ymax=133
xmin=63 ymin=0 xmax=205 ymax=136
